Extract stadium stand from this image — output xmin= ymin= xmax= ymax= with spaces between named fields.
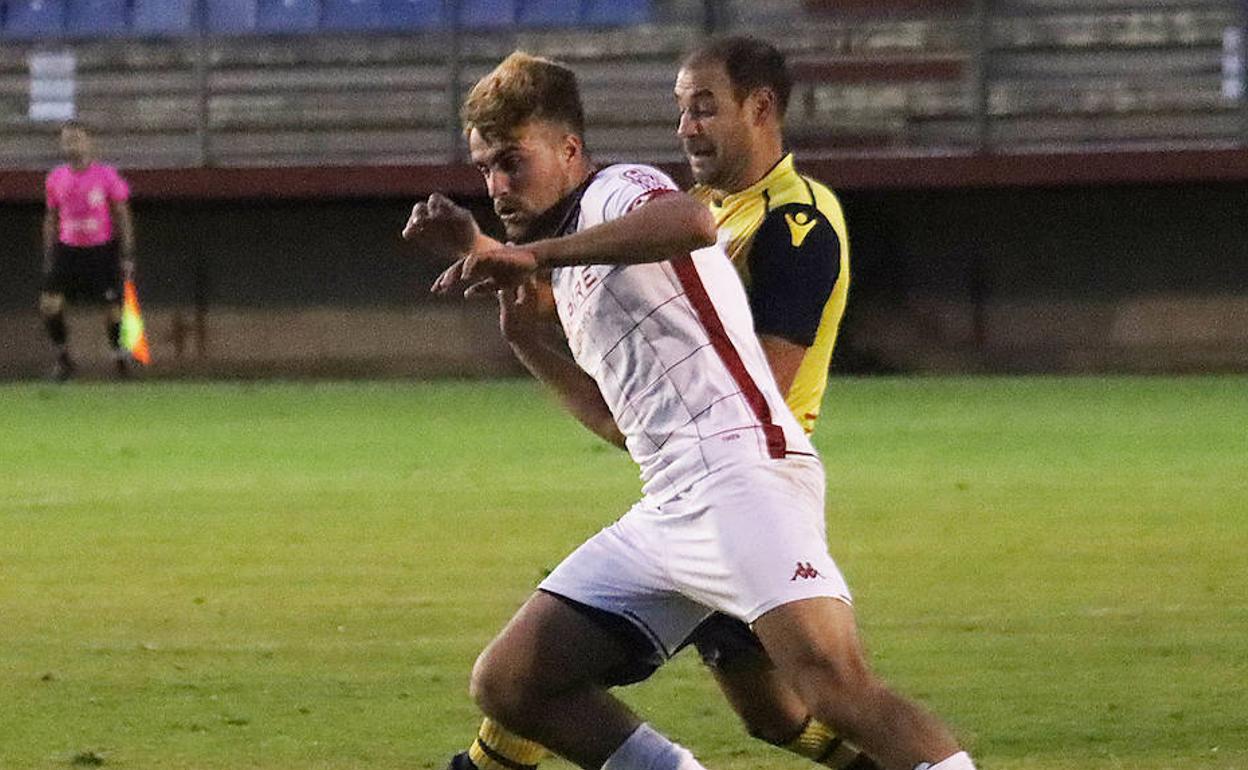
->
xmin=1 ymin=0 xmax=652 ymax=36
xmin=256 ymin=0 xmax=320 ymax=33
xmin=321 ymin=0 xmax=381 ymax=30
xmin=64 ymin=0 xmax=129 ymax=36
xmin=2 ymin=0 xmax=67 ymax=38
xmin=988 ymin=0 xmax=1240 ymax=149
xmin=204 ymin=0 xmax=260 ymax=33
xmin=459 ymin=0 xmax=515 ymax=28
xmin=380 ymin=0 xmax=443 ymax=29
xmin=517 ymin=0 xmax=581 ymax=27
xmin=0 ymin=0 xmax=1242 ymax=170
xmin=132 ymin=0 xmax=198 ymax=35
xmin=582 ymin=0 xmax=650 ymax=27
xmin=747 ymin=0 xmax=1244 ymax=151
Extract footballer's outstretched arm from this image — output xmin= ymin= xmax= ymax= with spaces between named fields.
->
xmin=528 ymin=191 xmax=716 ymax=267
xmin=435 ymin=193 xmax=717 ymax=296
xmin=498 ymin=280 xmax=625 ymax=450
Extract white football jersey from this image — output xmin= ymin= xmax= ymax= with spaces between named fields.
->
xmin=550 ymin=164 xmax=816 ymax=501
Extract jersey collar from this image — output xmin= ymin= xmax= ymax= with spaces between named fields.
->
xmin=713 ymin=153 xmax=796 ymax=209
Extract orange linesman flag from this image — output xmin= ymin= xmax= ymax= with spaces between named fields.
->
xmin=120 ymin=280 xmax=151 ymax=365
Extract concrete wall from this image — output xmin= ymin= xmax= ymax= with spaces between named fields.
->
xmin=839 ymin=181 xmax=1248 ymax=372
xmin=2 ymin=179 xmax=1246 ymax=378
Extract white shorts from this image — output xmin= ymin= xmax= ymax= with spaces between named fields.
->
xmin=538 ymin=456 xmax=852 ymax=659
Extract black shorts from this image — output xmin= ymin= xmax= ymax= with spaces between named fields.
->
xmin=685 ymin=612 xmax=770 ymax=670
xmin=44 ymin=242 xmax=122 ymax=304
xmin=543 ymin=594 xmax=771 ymax=687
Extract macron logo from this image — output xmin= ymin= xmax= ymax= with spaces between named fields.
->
xmin=784 ymin=211 xmax=817 ymax=248
xmin=790 ymin=561 xmax=823 ymax=581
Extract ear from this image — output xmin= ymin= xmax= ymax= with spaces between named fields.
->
xmin=562 ymin=132 xmax=584 ymax=164
xmin=751 ymin=87 xmax=778 ymax=126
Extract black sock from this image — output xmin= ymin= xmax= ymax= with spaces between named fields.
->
xmin=108 ymin=319 xmax=122 ymax=352
xmin=44 ymin=312 xmax=68 ymax=348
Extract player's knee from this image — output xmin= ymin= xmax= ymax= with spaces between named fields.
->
xmin=815 ymin=653 xmax=875 ymax=695
xmin=469 ymin=645 xmax=538 ymax=726
xmin=39 ymin=293 xmax=63 ymax=316
xmin=783 ymin=642 xmax=878 ymax=710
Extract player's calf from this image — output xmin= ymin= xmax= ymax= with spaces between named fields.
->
xmin=39 ymin=293 xmax=73 ymax=380
xmin=754 ymin=598 xmax=974 ymax=770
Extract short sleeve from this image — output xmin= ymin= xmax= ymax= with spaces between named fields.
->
xmin=746 ymin=203 xmax=842 ymax=347
xmin=107 ymin=168 xmax=131 ymax=202
xmin=584 ymin=165 xmax=679 ymax=226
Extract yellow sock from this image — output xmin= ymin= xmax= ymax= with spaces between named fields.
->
xmin=468 ymin=718 xmax=549 ymax=770
xmin=782 ymin=718 xmax=880 ymax=770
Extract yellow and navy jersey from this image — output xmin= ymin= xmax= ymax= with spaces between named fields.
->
xmin=691 ymin=153 xmax=850 ymax=435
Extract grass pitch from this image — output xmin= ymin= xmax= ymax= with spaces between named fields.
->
xmin=1 ymin=377 xmax=1245 ymax=770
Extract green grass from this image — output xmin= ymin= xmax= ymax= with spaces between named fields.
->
xmin=1 ymin=377 xmax=1245 ymax=770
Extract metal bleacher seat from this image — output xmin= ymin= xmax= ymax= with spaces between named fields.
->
xmin=459 ymin=0 xmax=514 ymax=28
xmin=205 ymin=0 xmax=259 ymax=33
xmin=132 ymin=0 xmax=196 ymax=34
xmin=64 ymin=0 xmax=128 ymax=35
xmin=379 ymin=0 xmax=442 ymax=28
xmin=1 ymin=0 xmax=66 ymax=37
xmin=322 ymin=0 xmax=381 ymax=30
xmin=582 ymin=0 xmax=650 ymax=26
xmin=257 ymin=0 xmax=319 ymax=33
xmin=516 ymin=0 xmax=580 ymax=26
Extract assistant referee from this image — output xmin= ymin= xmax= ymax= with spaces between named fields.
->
xmin=39 ymin=121 xmax=137 ymax=380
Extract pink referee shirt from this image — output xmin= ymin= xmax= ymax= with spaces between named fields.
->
xmin=45 ymin=162 xmax=130 ymax=247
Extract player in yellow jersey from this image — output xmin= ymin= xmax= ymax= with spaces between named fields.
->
xmin=682 ymin=41 xmax=849 ymax=436
xmin=449 ymin=37 xmax=892 ymax=770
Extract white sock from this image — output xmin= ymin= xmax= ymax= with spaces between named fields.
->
xmin=601 ymin=723 xmax=707 ymax=770
xmin=916 ymin=751 xmax=976 ymax=770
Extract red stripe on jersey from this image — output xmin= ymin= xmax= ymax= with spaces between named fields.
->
xmin=624 ymin=187 xmax=678 ymax=214
xmin=672 ymin=255 xmax=787 ymax=459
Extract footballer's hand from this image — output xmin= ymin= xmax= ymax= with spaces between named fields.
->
xmin=402 ymin=193 xmax=480 ymax=259
xmin=498 ymin=278 xmax=555 ymax=343
xmin=463 ymin=245 xmax=539 ymax=294
xmin=431 ymin=245 xmax=539 ymax=297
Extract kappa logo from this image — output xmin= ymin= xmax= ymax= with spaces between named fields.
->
xmin=784 ymin=211 xmax=817 ymax=248
xmin=790 ymin=561 xmax=824 ymax=581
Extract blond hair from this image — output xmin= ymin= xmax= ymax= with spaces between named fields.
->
xmin=461 ymin=52 xmax=585 ymax=141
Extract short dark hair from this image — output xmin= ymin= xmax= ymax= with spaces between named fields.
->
xmin=61 ymin=119 xmax=90 ymax=133
xmin=462 ymin=51 xmax=586 ymax=141
xmin=682 ymin=36 xmax=791 ymax=118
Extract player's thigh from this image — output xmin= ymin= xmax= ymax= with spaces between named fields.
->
xmin=473 ymin=590 xmax=635 ymax=696
xmin=751 ymin=596 xmax=872 ymax=693
xmin=88 ymin=244 xmax=123 ymax=305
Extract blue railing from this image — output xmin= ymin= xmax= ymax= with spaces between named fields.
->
xmin=0 ymin=0 xmax=652 ymax=38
